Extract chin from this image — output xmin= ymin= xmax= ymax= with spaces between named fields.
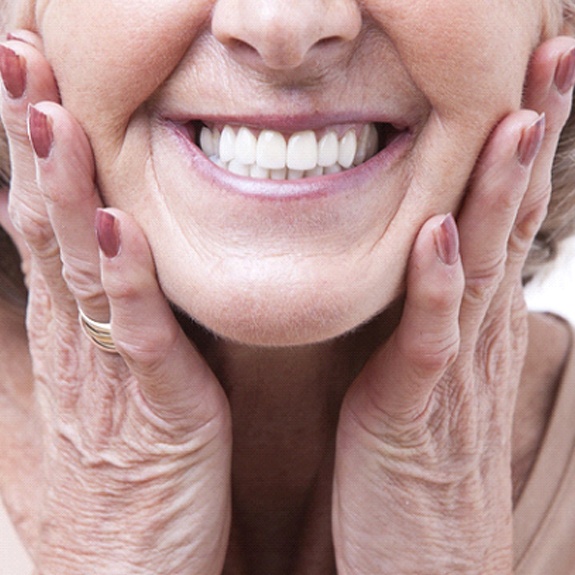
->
xmin=168 ymin=278 xmax=393 ymax=347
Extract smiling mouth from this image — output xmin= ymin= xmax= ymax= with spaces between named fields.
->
xmin=189 ymin=121 xmax=406 ymax=180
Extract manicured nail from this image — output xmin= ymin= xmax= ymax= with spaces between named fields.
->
xmin=0 ymin=44 xmax=26 ymax=99
xmin=434 ymin=213 xmax=459 ymax=266
xmin=28 ymin=105 xmax=54 ymax=159
xmin=555 ymin=47 xmax=575 ymax=94
xmin=517 ymin=114 xmax=545 ymax=167
xmin=6 ymin=32 xmax=36 ymax=46
xmin=96 ymin=209 xmax=121 ymax=258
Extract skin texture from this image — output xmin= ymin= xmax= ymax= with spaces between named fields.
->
xmin=0 ymin=1 xmax=574 ymax=574
xmin=25 ymin=0 xmax=542 ymax=345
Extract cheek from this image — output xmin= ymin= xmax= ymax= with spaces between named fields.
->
xmin=369 ymin=0 xmax=541 ymax=122
xmin=37 ymin=1 xmax=211 ymax=139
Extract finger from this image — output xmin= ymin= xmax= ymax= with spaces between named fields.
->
xmin=1 ymin=37 xmax=59 ymax=203
xmin=29 ymin=102 xmax=108 ymax=323
xmin=523 ymin=37 xmax=575 ymax=178
xmin=349 ymin=214 xmax=464 ymax=424
xmin=0 ymin=39 xmax=64 ymax=295
xmin=505 ymin=38 xmax=575 ymax=276
xmin=456 ymin=110 xmax=543 ymax=344
xmin=97 ymin=209 xmax=228 ymax=427
xmin=6 ymin=30 xmax=45 ymax=51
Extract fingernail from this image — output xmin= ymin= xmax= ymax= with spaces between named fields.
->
xmin=6 ymin=32 xmax=36 ymax=47
xmin=554 ymin=47 xmax=575 ymax=94
xmin=517 ymin=113 xmax=545 ymax=167
xmin=0 ymin=44 xmax=26 ymax=99
xmin=96 ymin=209 xmax=121 ymax=259
xmin=434 ymin=213 xmax=459 ymax=266
xmin=28 ymin=105 xmax=54 ymax=159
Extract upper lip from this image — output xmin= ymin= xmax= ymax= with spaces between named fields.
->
xmin=159 ymin=104 xmax=420 ymax=134
xmin=179 ymin=114 xmax=411 ymax=133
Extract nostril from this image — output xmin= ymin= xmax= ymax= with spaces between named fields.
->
xmin=228 ymin=38 xmax=259 ymax=58
xmin=315 ymin=37 xmax=342 ymax=49
xmin=211 ymin=0 xmax=362 ymax=72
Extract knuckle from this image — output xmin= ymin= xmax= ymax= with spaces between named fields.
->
xmin=103 ymin=273 xmax=140 ymax=303
xmin=423 ymin=281 xmax=460 ymax=312
xmin=464 ymin=254 xmax=506 ymax=307
xmin=115 ymin=321 xmax=180 ymax=370
xmin=399 ymin=330 xmax=460 ymax=375
xmin=61 ymin=259 xmax=103 ymax=304
xmin=476 ymin=323 xmax=514 ymax=388
xmin=512 ymin=187 xmax=551 ymax=246
xmin=9 ymin=197 xmax=53 ymax=250
xmin=416 ymin=340 xmax=460 ymax=375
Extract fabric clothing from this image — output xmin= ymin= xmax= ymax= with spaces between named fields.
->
xmin=514 ymin=324 xmax=575 ymax=574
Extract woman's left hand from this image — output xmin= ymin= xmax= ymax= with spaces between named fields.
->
xmin=333 ymin=36 xmax=575 ymax=574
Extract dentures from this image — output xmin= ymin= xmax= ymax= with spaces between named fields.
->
xmin=198 ymin=123 xmax=382 ymax=179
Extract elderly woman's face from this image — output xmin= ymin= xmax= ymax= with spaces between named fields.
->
xmin=27 ymin=0 xmax=546 ymax=344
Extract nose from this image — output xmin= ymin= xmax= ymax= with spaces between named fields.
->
xmin=211 ymin=0 xmax=362 ymax=70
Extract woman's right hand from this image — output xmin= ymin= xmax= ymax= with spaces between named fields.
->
xmin=0 ymin=32 xmax=231 ymax=575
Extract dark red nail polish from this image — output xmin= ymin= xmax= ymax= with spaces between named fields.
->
xmin=555 ymin=47 xmax=575 ymax=94
xmin=28 ymin=105 xmax=54 ymax=159
xmin=0 ymin=44 xmax=26 ymax=99
xmin=434 ymin=213 xmax=459 ymax=266
xmin=96 ymin=209 xmax=121 ymax=259
xmin=517 ymin=114 xmax=545 ymax=167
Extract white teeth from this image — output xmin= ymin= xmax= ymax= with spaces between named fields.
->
xmin=324 ymin=163 xmax=343 ymax=175
xmin=271 ymin=167 xmax=287 ymax=180
xmin=288 ymin=169 xmax=305 ymax=180
xmin=354 ymin=124 xmax=378 ymax=166
xmin=199 ymin=123 xmax=381 ymax=180
xmin=200 ymin=126 xmax=216 ymax=157
xmin=235 ymin=127 xmax=257 ymax=165
xmin=338 ymin=130 xmax=357 ymax=169
xmin=250 ymin=164 xmax=270 ymax=179
xmin=305 ymin=165 xmax=324 ymax=178
xmin=219 ymin=126 xmax=236 ymax=163
xmin=317 ymin=132 xmax=339 ymax=167
xmin=257 ymin=130 xmax=287 ymax=170
xmin=287 ymin=130 xmax=318 ymax=171
xmin=228 ymin=159 xmax=250 ymax=176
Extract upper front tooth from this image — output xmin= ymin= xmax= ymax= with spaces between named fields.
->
xmin=257 ymin=130 xmax=287 ymax=170
xmin=236 ymin=127 xmax=257 ymax=164
xmin=287 ymin=130 xmax=318 ymax=171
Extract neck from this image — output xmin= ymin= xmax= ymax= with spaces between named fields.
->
xmin=178 ymin=305 xmax=401 ymax=573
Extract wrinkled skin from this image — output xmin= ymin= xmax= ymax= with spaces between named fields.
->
xmin=0 ymin=1 xmax=574 ymax=574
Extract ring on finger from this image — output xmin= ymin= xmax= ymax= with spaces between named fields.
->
xmin=79 ymin=309 xmax=117 ymax=353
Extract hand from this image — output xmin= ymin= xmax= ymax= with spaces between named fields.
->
xmin=333 ymin=36 xmax=575 ymax=574
xmin=0 ymin=32 xmax=231 ymax=575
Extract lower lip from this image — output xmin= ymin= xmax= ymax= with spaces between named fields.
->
xmin=164 ymin=121 xmax=413 ymax=201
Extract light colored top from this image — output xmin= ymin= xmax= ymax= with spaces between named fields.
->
xmin=0 ymin=497 xmax=32 ymax=575
xmin=514 ymin=324 xmax=575 ymax=574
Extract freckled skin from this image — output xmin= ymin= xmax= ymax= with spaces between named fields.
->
xmin=28 ymin=0 xmax=543 ymax=345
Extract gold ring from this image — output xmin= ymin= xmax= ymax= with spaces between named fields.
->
xmin=78 ymin=309 xmax=117 ymax=353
